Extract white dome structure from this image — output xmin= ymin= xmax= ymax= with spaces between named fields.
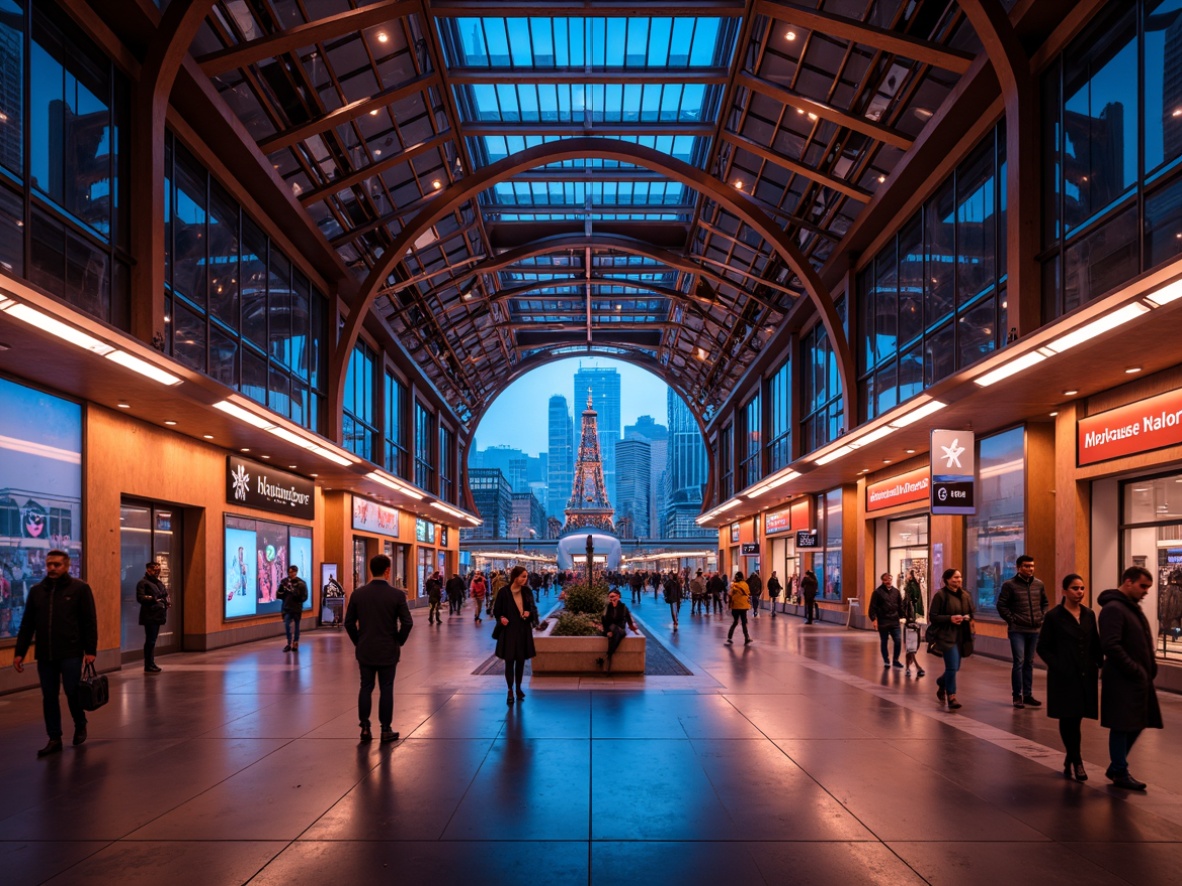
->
xmin=555 ymin=531 xmax=623 ymax=571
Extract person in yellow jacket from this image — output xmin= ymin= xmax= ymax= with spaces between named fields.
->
xmin=726 ymin=572 xmax=753 ymax=645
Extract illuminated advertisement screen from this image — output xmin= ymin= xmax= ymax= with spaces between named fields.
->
xmin=224 ymin=516 xmax=313 ymax=620
xmin=0 ymin=376 xmax=83 ymax=642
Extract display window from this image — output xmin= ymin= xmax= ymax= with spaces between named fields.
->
xmin=223 ymin=516 xmax=312 ymax=620
xmin=1121 ymin=471 xmax=1182 ymax=663
xmin=887 ymin=515 xmax=930 ymax=619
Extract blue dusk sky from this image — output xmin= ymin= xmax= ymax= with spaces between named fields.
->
xmin=474 ymin=358 xmax=672 ymax=456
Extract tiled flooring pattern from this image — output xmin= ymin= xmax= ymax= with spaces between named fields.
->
xmin=2 ymin=598 xmax=1180 ymax=885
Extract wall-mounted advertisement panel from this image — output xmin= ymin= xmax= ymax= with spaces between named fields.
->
xmin=0 ymin=376 xmax=83 ymax=642
xmin=224 ymin=515 xmax=313 ymax=620
xmin=352 ymin=496 xmax=401 ymax=536
xmin=415 ymin=518 xmax=436 ymax=543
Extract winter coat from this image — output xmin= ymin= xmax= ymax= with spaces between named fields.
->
xmin=747 ymin=573 xmax=763 ymax=597
xmin=14 ymin=575 xmax=97 ymax=660
xmin=904 ymin=578 xmax=924 ymax=617
xmin=1098 ymin=589 xmax=1163 ymax=732
xmin=277 ymin=576 xmax=308 ymax=615
xmin=344 ymin=579 xmax=413 ymax=666
xmin=997 ymin=574 xmax=1049 ymax=633
xmin=1036 ymin=602 xmax=1101 ymax=720
xmin=868 ymin=584 xmax=904 ymax=630
xmin=800 ymin=572 xmax=818 ymax=602
xmin=927 ymin=586 xmax=974 ymax=655
xmin=493 ymin=586 xmax=538 ymax=661
xmin=729 ymin=580 xmax=751 ymax=611
xmin=766 ymin=576 xmax=783 ymax=598
xmin=136 ymin=574 xmax=170 ymax=625
xmin=663 ymin=577 xmax=682 ymax=604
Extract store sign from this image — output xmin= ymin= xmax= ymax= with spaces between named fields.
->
xmin=415 ymin=518 xmax=436 ymax=543
xmin=796 ymin=530 xmax=819 ymax=548
xmin=352 ymin=497 xmax=401 ymax=536
xmin=930 ymin=429 xmax=975 ymax=515
xmin=765 ymin=506 xmax=792 ymax=535
xmin=741 ymin=543 xmax=760 ymax=554
xmin=226 ymin=456 xmax=314 ymax=520
xmin=1078 ymin=388 xmax=1182 ymax=466
xmin=867 ymin=467 xmax=930 ymax=513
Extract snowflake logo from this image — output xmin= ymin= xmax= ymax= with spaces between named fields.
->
xmin=231 ymin=464 xmax=250 ymax=501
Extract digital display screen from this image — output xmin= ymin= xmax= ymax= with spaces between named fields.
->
xmin=224 ymin=516 xmax=313 ymax=620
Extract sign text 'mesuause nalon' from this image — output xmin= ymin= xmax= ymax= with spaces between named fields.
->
xmin=764 ymin=506 xmax=792 ymax=535
xmin=1078 ymin=387 xmax=1182 ymax=466
xmin=226 ymin=456 xmax=315 ymax=520
xmin=930 ymin=429 xmax=976 ymax=515
xmin=866 ymin=466 xmax=930 ymax=512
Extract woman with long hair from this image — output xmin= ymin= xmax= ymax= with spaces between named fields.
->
xmin=1037 ymin=573 xmax=1102 ymax=781
xmin=493 ymin=565 xmax=538 ymax=705
xmin=929 ymin=568 xmax=974 ymax=710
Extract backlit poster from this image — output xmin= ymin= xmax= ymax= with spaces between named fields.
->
xmin=289 ymin=530 xmax=313 ymax=609
xmin=225 ymin=526 xmax=258 ymax=619
xmin=224 ymin=516 xmax=313 ymax=620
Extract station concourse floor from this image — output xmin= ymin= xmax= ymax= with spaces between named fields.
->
xmin=3 ymin=600 xmax=1182 ymax=886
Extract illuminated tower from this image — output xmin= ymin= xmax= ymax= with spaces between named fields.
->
xmin=561 ymin=392 xmax=615 ymax=533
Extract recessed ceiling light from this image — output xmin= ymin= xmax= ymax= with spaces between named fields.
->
xmin=877 ymin=175 xmax=885 ymax=183
xmin=203 ymin=434 xmax=214 ymax=439
xmin=369 ymin=109 xmax=379 ymax=116
xmin=164 ymin=420 xmax=177 ymax=426
xmin=117 ymin=403 xmax=131 ymax=408
xmin=241 ymin=448 xmax=250 ymax=452
xmin=905 ymin=449 xmax=915 ymax=454
xmin=1063 ymin=389 xmax=1078 ymax=395
xmin=1126 ymin=367 xmax=1142 ymax=374
xmin=288 ymin=465 xmax=297 ymax=469
xmin=432 ymin=179 xmax=442 ymax=190
xmin=785 ymin=30 xmax=796 ymax=41
xmin=261 ymin=455 xmax=270 ymax=459
xmin=373 ymin=149 xmax=381 ymax=156
xmin=377 ymin=31 xmax=388 ymax=43
xmin=1049 ymin=411 xmax=1058 ymax=417
xmin=310 ymin=473 xmax=318 ymax=478
xmin=807 ymin=112 xmax=818 ymax=121
xmin=733 ymin=179 xmax=743 ymax=189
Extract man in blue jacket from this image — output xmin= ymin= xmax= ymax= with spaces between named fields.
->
xmin=12 ymin=550 xmax=97 ymax=757
xmin=345 ymin=554 xmax=413 ymax=743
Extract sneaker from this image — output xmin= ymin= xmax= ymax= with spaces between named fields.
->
xmin=72 ymin=728 xmax=87 ymax=746
xmin=916 ymin=669 xmax=925 ymax=677
xmin=37 ymin=739 xmax=63 ymax=758
xmin=283 ymin=644 xmax=292 ymax=652
xmin=893 ymin=661 xmax=904 ymax=669
xmin=1013 ymin=698 xmax=1025 ymax=709
xmin=1022 ymin=696 xmax=1042 ymax=707
xmin=380 ymin=729 xmax=399 ymax=743
xmin=947 ymin=696 xmax=962 ymax=710
xmin=936 ymin=686 xmax=946 ymax=703
xmin=883 ymin=662 xmax=891 ymax=669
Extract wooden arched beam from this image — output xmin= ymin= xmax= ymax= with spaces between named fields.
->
xmin=130 ymin=0 xmax=219 ymax=346
xmin=955 ymin=1 xmax=1038 ymax=336
xmin=335 ymin=137 xmax=853 ymax=438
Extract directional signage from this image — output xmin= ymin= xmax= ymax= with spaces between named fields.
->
xmin=930 ymin=429 xmax=976 ymax=515
xmin=741 ymin=543 xmax=760 ymax=555
xmin=796 ymin=530 xmax=819 ymax=548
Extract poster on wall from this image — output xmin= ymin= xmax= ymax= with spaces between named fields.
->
xmin=0 ymin=377 xmax=83 ymax=641
xmin=223 ymin=516 xmax=313 ymax=620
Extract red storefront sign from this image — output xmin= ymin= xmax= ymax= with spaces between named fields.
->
xmin=866 ymin=467 xmax=930 ymax=512
xmin=1078 ymin=388 xmax=1182 ymax=466
xmin=765 ymin=506 xmax=792 ymax=535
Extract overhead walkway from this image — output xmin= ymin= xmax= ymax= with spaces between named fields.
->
xmin=2 ymin=604 xmax=1179 ymax=886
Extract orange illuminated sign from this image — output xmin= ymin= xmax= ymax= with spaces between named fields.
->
xmin=1078 ymin=388 xmax=1182 ymax=466
xmin=765 ymin=506 xmax=792 ymax=535
xmin=866 ymin=467 xmax=930 ymax=512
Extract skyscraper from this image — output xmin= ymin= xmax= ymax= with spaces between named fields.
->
xmin=463 ymin=468 xmax=513 ymax=539
xmin=546 ymin=394 xmax=574 ymax=520
xmin=665 ymin=388 xmax=712 ymax=538
xmin=475 ymin=444 xmax=529 ymax=492
xmin=574 ymin=367 xmax=621 ymax=515
xmin=615 ymin=438 xmax=651 ymax=538
xmin=625 ymin=414 xmax=668 ymax=539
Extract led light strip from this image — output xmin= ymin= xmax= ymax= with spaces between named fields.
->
xmin=365 ymin=469 xmax=425 ymax=500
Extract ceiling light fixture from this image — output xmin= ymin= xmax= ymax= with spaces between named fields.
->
xmin=973 ymin=351 xmax=1046 ymax=387
xmin=377 ymin=31 xmax=388 ymax=43
xmin=117 ymin=403 xmax=131 ymax=408
xmin=105 ymin=350 xmax=183 ymax=385
xmin=369 ymin=109 xmax=379 ymax=116
xmin=2 ymin=301 xmax=114 ymax=354
xmin=202 ymin=434 xmax=214 ymax=440
xmin=889 ymin=399 xmax=946 ymax=428
xmin=1146 ymin=278 xmax=1182 ymax=306
xmin=1126 ymin=366 xmax=1142 ymax=374
xmin=785 ymin=30 xmax=796 ymax=40
xmin=1044 ymin=303 xmax=1149 ymax=353
xmin=1063 ymin=389 xmax=1078 ymax=396
xmin=164 ymin=420 xmax=177 ymax=426
xmin=213 ymin=399 xmax=275 ymax=429
xmin=814 ymin=444 xmax=854 ymax=466
xmin=432 ymin=179 xmax=442 ymax=190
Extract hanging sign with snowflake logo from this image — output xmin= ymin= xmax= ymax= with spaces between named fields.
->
xmin=225 ymin=456 xmax=315 ymax=519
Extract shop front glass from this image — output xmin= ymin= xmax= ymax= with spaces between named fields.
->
xmin=966 ymin=426 xmax=1025 ymax=614
xmin=1122 ymin=473 xmax=1182 ymax=663
xmin=120 ymin=503 xmax=182 ymax=660
xmin=888 ymin=514 xmax=929 ymax=618
xmin=417 ymin=547 xmax=434 ymax=598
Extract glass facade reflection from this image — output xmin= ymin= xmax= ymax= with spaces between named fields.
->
xmin=965 ymin=427 xmax=1025 ymax=615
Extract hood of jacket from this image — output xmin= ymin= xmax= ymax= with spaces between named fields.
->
xmin=1098 ymin=588 xmax=1137 ymax=609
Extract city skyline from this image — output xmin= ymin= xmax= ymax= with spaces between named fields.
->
xmin=474 ymin=358 xmax=682 ymax=457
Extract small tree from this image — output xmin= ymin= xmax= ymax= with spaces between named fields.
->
xmin=560 ymin=580 xmax=609 ymax=615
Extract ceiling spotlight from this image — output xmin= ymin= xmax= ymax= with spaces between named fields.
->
xmin=733 ymin=179 xmax=743 ymax=189
xmin=288 ymin=465 xmax=297 ymax=469
xmin=1125 ymin=366 xmax=1142 ymax=374
xmin=261 ymin=455 xmax=271 ymax=459
xmin=310 ymin=473 xmax=318 ymax=478
xmin=1049 ymin=411 xmax=1059 ymax=417
xmin=369 ymin=109 xmax=379 ymax=116
xmin=241 ymin=448 xmax=250 ymax=452
xmin=877 ymin=175 xmax=886 ymax=183
xmin=905 ymin=449 xmax=915 ymax=454
xmin=117 ymin=403 xmax=131 ymax=409
xmin=785 ymin=30 xmax=797 ymax=41
xmin=432 ymin=179 xmax=443 ymax=190
xmin=373 ymin=149 xmax=382 ymax=157
xmin=377 ymin=31 xmax=388 ymax=43
xmin=1063 ymin=389 xmax=1078 ymax=396
xmin=807 ymin=112 xmax=818 ymax=121
xmin=164 ymin=420 xmax=177 ymax=426
xmin=203 ymin=434 xmax=214 ymax=439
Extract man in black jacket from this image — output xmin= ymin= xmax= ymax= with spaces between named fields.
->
xmin=868 ymin=572 xmax=904 ymax=668
xmin=345 ymin=554 xmax=413 ymax=743
xmin=748 ymin=570 xmax=763 ymax=619
xmin=1098 ymin=566 xmax=1162 ymax=791
xmin=12 ymin=550 xmax=97 ymax=757
xmin=136 ymin=561 xmax=170 ymax=672
xmin=277 ymin=565 xmax=309 ymax=652
xmin=446 ymin=573 xmax=466 ymax=616
xmin=997 ymin=555 xmax=1049 ymax=708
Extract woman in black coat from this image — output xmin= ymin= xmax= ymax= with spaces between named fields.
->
xmin=929 ymin=568 xmax=974 ymax=710
xmin=493 ymin=565 xmax=538 ymax=705
xmin=1036 ymin=574 xmax=1102 ymax=781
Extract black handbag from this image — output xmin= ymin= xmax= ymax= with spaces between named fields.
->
xmin=78 ymin=661 xmax=109 ymax=711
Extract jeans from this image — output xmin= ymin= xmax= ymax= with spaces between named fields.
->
xmin=37 ymin=656 xmax=85 ymax=740
xmin=728 ymin=610 xmax=750 ymax=640
xmin=358 ymin=663 xmax=397 ymax=729
xmin=879 ymin=626 xmax=902 ymax=663
xmin=283 ymin=611 xmax=301 ymax=645
xmin=937 ymin=645 xmax=962 ymax=696
xmin=1108 ymin=729 xmax=1142 ymax=776
xmin=144 ymin=622 xmax=161 ymax=666
xmin=1008 ymin=631 xmax=1038 ymax=698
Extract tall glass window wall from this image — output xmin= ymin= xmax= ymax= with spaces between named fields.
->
xmin=384 ymin=370 xmax=407 ymax=479
xmin=343 ymin=342 xmax=376 ymax=461
xmin=414 ymin=402 xmax=434 ymax=492
xmin=718 ymin=422 xmax=734 ymax=499
xmin=0 ymin=0 xmax=130 ymax=327
xmin=808 ymin=488 xmax=843 ymax=602
xmin=1042 ymin=0 xmax=1182 ymax=317
xmin=858 ymin=127 xmax=1007 ymax=421
xmin=768 ymin=358 xmax=791 ymax=471
xmin=741 ymin=393 xmax=761 ymax=488
xmin=164 ymin=134 xmax=328 ymax=432
xmin=439 ymin=424 xmax=455 ymax=503
xmin=801 ymin=300 xmax=845 ymax=453
xmin=965 ymin=426 xmax=1025 ymax=615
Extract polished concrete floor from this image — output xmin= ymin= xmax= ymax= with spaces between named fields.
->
xmin=3 ymin=599 xmax=1181 ymax=886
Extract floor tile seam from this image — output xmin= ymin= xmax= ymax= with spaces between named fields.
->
xmin=431 ymin=721 xmax=518 ymax=842
xmin=786 ymin=655 xmax=1182 ymax=826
